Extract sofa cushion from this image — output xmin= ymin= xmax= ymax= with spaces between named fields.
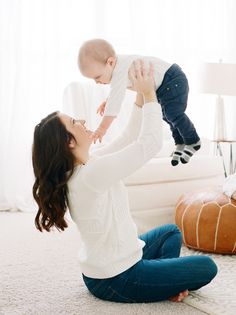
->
xmin=124 ymin=155 xmax=224 ymax=186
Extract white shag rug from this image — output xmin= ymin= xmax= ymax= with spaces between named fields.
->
xmin=0 ymin=212 xmax=235 ymax=315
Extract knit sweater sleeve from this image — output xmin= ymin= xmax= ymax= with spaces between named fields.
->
xmin=82 ymin=102 xmax=163 ymax=192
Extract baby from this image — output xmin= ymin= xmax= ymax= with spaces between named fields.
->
xmin=78 ymin=39 xmax=201 ymax=166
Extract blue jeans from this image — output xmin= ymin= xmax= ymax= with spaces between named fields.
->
xmin=156 ymin=64 xmax=200 ymax=145
xmin=82 ymin=224 xmax=217 ymax=303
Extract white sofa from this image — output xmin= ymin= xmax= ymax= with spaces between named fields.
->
xmin=124 ymin=153 xmax=224 ymax=234
xmin=63 ymin=82 xmax=225 ymax=234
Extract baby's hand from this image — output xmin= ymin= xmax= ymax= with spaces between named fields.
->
xmin=92 ymin=132 xmax=103 ymax=144
xmin=91 ymin=128 xmax=106 ymax=144
xmin=97 ymin=101 xmax=106 ymax=116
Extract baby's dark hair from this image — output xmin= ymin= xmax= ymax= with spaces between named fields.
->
xmin=78 ymin=38 xmax=116 ymax=67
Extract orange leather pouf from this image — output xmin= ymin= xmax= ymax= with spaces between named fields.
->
xmin=175 ymin=187 xmax=236 ymax=254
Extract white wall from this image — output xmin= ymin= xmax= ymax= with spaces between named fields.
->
xmin=0 ymin=0 xmax=236 ymax=210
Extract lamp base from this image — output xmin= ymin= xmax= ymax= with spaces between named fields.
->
xmin=212 ymin=95 xmax=227 ymax=141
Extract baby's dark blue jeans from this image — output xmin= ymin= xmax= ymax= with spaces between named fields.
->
xmin=156 ymin=63 xmax=200 ymax=145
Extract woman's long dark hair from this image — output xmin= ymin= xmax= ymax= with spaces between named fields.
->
xmin=32 ymin=111 xmax=75 ymax=232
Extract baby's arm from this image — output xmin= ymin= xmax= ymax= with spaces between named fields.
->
xmin=92 ymin=58 xmax=132 ymax=143
xmin=92 ymin=116 xmax=116 ymax=143
xmin=93 ymin=93 xmax=144 ymax=156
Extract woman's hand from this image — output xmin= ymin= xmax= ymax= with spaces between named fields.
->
xmin=128 ymin=59 xmax=156 ymax=103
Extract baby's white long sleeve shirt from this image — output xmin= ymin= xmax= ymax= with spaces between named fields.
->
xmin=104 ymin=54 xmax=171 ymax=116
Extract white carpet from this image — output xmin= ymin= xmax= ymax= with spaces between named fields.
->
xmin=0 ymin=212 xmax=235 ymax=315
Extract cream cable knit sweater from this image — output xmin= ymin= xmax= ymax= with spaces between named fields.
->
xmin=67 ymin=101 xmax=162 ymax=279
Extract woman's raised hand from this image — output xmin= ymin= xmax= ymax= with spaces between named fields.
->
xmin=128 ymin=59 xmax=155 ymax=97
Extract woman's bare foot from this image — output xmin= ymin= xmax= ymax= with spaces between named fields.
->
xmin=168 ymin=290 xmax=189 ymax=302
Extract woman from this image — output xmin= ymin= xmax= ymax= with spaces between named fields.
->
xmin=32 ymin=61 xmax=217 ymax=303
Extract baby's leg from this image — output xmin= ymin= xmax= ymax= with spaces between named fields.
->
xmin=165 ymin=107 xmax=201 ymax=164
xmin=171 ymin=144 xmax=185 ymax=166
xmin=158 ymin=71 xmax=200 ymax=165
xmin=180 ymin=140 xmax=201 ymax=164
xmin=162 ymin=116 xmax=185 ymax=166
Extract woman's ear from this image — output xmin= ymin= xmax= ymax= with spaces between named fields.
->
xmin=68 ymin=138 xmax=76 ymax=149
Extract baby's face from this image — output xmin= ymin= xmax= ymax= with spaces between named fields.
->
xmin=80 ymin=58 xmax=115 ymax=84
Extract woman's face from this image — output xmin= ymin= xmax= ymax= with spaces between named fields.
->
xmin=59 ymin=113 xmax=93 ymax=150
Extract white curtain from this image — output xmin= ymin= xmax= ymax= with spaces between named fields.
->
xmin=0 ymin=0 xmax=235 ymax=211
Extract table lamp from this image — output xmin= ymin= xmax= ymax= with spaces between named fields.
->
xmin=200 ymin=61 xmax=236 ymax=141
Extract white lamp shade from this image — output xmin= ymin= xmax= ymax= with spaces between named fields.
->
xmin=200 ymin=62 xmax=236 ymax=96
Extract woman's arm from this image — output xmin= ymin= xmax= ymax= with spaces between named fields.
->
xmin=83 ymin=61 xmax=163 ymax=193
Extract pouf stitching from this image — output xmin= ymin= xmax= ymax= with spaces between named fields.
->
xmin=175 ymin=188 xmax=236 ymax=254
